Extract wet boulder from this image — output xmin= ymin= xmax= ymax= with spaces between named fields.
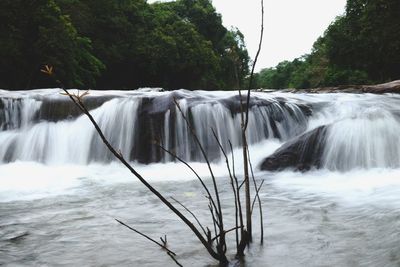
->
xmin=260 ymin=125 xmax=328 ymax=171
xmin=36 ymin=95 xmax=116 ymax=122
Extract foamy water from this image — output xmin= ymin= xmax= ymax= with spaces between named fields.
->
xmin=1 ymin=90 xmax=400 ymax=266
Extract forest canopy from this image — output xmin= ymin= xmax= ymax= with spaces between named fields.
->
xmin=1 ymin=0 xmax=398 ymax=90
xmin=0 ymin=0 xmax=249 ymax=90
xmin=255 ymin=0 xmax=400 ymax=89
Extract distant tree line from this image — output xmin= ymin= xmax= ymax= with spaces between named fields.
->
xmin=255 ymin=0 xmax=400 ymax=89
xmin=0 ymin=0 xmax=249 ymax=90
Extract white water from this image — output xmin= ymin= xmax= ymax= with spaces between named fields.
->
xmin=1 ymin=90 xmax=400 ymax=266
xmin=0 ymin=89 xmax=308 ymax=164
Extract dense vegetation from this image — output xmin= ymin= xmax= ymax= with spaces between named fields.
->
xmin=0 ymin=0 xmax=249 ymax=90
xmin=2 ymin=0 xmax=398 ymax=91
xmin=255 ymin=0 xmax=400 ymax=89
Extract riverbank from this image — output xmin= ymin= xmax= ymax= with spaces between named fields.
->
xmin=256 ymin=80 xmax=400 ymax=94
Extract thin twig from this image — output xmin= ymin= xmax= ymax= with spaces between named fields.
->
xmin=211 ymin=129 xmax=240 ymax=250
xmin=238 ymin=89 xmax=252 ymax=242
xmin=208 ymin=203 xmax=219 ymax=247
xmin=211 ymin=226 xmax=243 ymax=242
xmin=251 ymin=180 xmax=264 ymax=214
xmin=238 ymin=0 xmax=265 ymax=244
xmin=238 ymin=180 xmax=245 ymax=190
xmin=171 ymin=197 xmax=208 ymax=237
xmin=115 ymin=219 xmax=182 ymax=267
xmin=158 ymin=144 xmax=220 ymax=218
xmin=247 ymin=146 xmax=264 ymax=244
xmin=229 ymin=140 xmax=245 ymax=256
xmin=244 ymin=0 xmax=264 ymax=131
xmin=173 ymin=99 xmax=226 ymax=247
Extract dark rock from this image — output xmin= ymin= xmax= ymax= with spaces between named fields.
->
xmin=260 ymin=125 xmax=328 ymax=171
xmin=0 ymin=98 xmax=23 ymax=130
xmin=35 ymin=95 xmax=116 ymax=122
xmin=134 ymin=97 xmax=166 ymax=163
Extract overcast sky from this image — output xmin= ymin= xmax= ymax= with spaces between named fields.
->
xmin=148 ymin=0 xmax=347 ymax=71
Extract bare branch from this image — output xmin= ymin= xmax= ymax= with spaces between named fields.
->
xmin=244 ymin=0 xmax=265 ymax=131
xmin=251 ymin=180 xmax=264 ymax=214
xmin=211 ymin=226 xmax=243 ymax=242
xmin=173 ymin=99 xmax=226 ymax=246
xmin=211 ymin=129 xmax=240 ymax=249
xmin=157 ymin=144 xmax=220 ymax=218
xmin=208 ymin=202 xmax=219 ymax=247
xmin=171 ymin=197 xmax=208 ymax=237
xmin=247 ymin=146 xmax=264 ymax=244
xmin=228 ymin=140 xmax=245 ymax=255
xmin=238 ymin=0 xmax=265 ymax=244
xmin=160 ymin=235 xmax=167 ymax=246
xmin=238 ymin=89 xmax=252 ymax=242
xmin=115 ymin=219 xmax=182 ymax=267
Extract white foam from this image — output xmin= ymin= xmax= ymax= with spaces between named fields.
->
xmin=0 ymin=162 xmax=84 ymax=202
xmin=269 ymin=168 xmax=400 ymax=206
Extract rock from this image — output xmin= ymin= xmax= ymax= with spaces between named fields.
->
xmin=259 ymin=125 xmax=328 ymax=171
xmin=361 ymin=80 xmax=400 ymax=93
xmin=36 ymin=95 xmax=116 ymax=122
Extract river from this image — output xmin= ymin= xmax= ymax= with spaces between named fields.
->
xmin=1 ymin=89 xmax=400 ymax=266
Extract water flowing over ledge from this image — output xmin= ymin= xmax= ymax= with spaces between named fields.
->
xmin=2 ymin=89 xmax=400 ymax=171
xmin=0 ymin=89 xmax=310 ymax=165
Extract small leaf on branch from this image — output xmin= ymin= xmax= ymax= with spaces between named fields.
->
xmin=40 ymin=65 xmax=54 ymax=76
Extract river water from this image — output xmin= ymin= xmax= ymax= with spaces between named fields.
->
xmin=1 ymin=90 xmax=400 ymax=266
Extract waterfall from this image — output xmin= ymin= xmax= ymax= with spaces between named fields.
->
xmin=322 ymin=105 xmax=400 ymax=170
xmin=0 ymin=98 xmax=41 ymax=130
xmin=260 ymin=94 xmax=400 ymax=171
xmin=2 ymin=89 xmax=400 ymax=171
xmin=0 ymin=89 xmax=309 ymax=165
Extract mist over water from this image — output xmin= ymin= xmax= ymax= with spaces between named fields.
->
xmin=1 ymin=89 xmax=400 ymax=266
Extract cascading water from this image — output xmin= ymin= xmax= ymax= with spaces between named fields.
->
xmin=0 ymin=97 xmax=41 ymax=130
xmin=2 ymin=90 xmax=400 ymax=171
xmin=260 ymin=93 xmax=400 ymax=171
xmin=323 ymin=107 xmax=400 ymax=170
xmin=2 ymin=89 xmax=400 ymax=267
xmin=0 ymin=89 xmax=310 ymax=165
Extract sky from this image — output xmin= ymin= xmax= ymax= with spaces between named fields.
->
xmin=148 ymin=0 xmax=347 ymax=71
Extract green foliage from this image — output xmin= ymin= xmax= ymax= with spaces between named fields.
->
xmin=0 ymin=0 xmax=249 ymax=90
xmin=0 ymin=0 xmax=104 ymax=89
xmin=256 ymin=0 xmax=400 ymax=89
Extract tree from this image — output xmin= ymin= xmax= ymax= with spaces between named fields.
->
xmin=1 ymin=0 xmax=250 ymax=90
xmin=0 ymin=0 xmax=103 ymax=89
xmin=256 ymin=0 xmax=400 ymax=89
xmin=219 ymin=28 xmax=250 ymax=89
